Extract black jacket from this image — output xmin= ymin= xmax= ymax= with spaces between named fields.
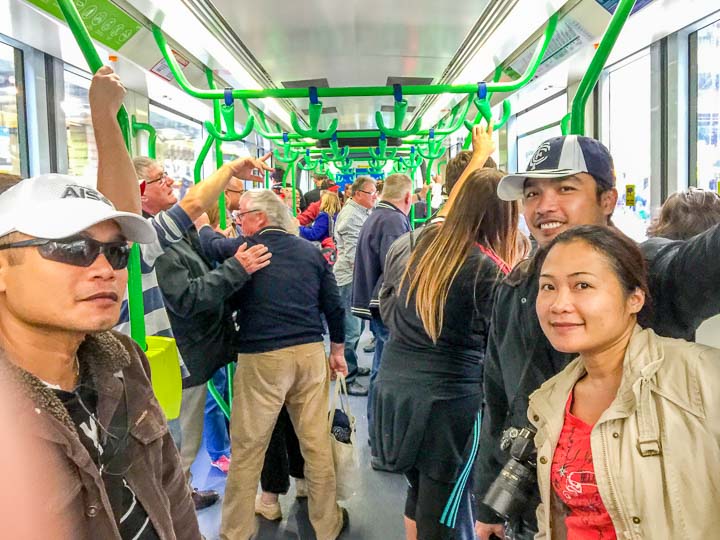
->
xmin=197 ymin=226 xmax=345 ymax=352
xmin=351 ymin=201 xmax=411 ymax=319
xmin=154 ymin=228 xmax=250 ymax=387
xmin=475 ymin=226 xmax=720 ymax=525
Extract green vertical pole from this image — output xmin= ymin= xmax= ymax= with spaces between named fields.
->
xmin=570 ymin=0 xmax=637 ymax=134
xmin=264 ymin=169 xmax=270 ymax=189
xmin=291 ymin=165 xmax=298 ymax=217
xmin=56 ymin=0 xmax=146 ymax=350
xmin=205 ymin=68 xmax=227 ymax=229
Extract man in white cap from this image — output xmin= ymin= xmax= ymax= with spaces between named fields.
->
xmin=0 ymin=175 xmax=201 ymax=539
xmin=475 ymin=135 xmax=720 ymax=539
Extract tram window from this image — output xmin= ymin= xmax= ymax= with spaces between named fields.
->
xmin=0 ymin=42 xmax=24 ymax=175
xmin=149 ymin=103 xmax=203 ymax=200
xmin=695 ymin=20 xmax=720 ymax=193
xmin=515 ymin=93 xmax=566 ymax=171
xmin=62 ymin=69 xmax=97 ymax=179
xmin=603 ymin=51 xmax=651 ymax=242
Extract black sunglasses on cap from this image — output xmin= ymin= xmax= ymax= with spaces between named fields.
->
xmin=0 ymin=236 xmax=131 ymax=269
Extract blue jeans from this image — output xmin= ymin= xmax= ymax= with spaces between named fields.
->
xmin=367 ymin=314 xmax=389 ymax=443
xmin=339 ymin=283 xmax=363 ymax=383
xmin=202 ymin=367 xmax=232 ymax=461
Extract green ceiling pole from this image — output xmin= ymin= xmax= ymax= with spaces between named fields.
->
xmin=131 ymin=116 xmax=157 ymax=159
xmin=56 ymin=0 xmax=145 ymax=350
xmin=151 ymin=15 xmax=557 ymax=101
xmin=569 ymin=0 xmax=637 ymax=134
xmin=206 ymin=68 xmax=227 ymax=230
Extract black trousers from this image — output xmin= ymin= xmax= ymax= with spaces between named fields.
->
xmin=260 ymin=406 xmax=305 ymax=494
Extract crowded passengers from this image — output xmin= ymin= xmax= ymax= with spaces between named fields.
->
xmin=0 ymin=63 xmax=719 ymax=540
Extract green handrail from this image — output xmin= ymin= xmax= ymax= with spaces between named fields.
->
xmin=151 ymin=15 xmax=557 ymax=102
xmin=299 ymin=150 xmax=319 ymax=172
xmin=375 ymin=99 xmax=422 ymax=138
xmin=194 ymin=134 xmax=215 ymax=184
xmin=131 ymin=116 xmax=157 ymax=159
xmin=569 ymin=0 xmax=637 ymax=134
xmin=205 ymin=69 xmax=227 ymax=230
xmin=56 ymin=0 xmax=146 ymax=349
xmin=290 ymin=101 xmax=338 ymax=140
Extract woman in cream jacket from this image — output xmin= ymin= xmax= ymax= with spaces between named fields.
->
xmin=528 ymin=225 xmax=720 ymax=540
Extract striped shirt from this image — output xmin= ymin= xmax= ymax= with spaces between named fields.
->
xmin=115 ymin=205 xmax=192 ymax=378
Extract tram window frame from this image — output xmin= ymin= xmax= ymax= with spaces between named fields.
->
xmin=61 ymin=65 xmax=99 ymax=180
xmin=689 ymin=16 xmax=720 ymax=191
xmin=514 ymin=91 xmax=567 ymax=171
xmin=0 ymin=34 xmax=30 ymax=178
xmin=149 ymin=101 xmax=205 ymax=199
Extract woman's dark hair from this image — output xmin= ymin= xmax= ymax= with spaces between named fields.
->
xmin=537 ymin=225 xmax=651 ymax=304
xmin=647 ymin=190 xmax=720 ymax=240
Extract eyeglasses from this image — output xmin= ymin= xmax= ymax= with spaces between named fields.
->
xmin=146 ymin=171 xmax=169 ymax=186
xmin=0 ymin=237 xmax=131 ymax=269
xmin=356 ymin=189 xmax=378 ymax=196
xmin=236 ymin=209 xmax=261 ymax=219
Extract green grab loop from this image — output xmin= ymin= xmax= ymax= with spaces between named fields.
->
xmin=416 ymin=135 xmax=446 ymax=162
xmin=463 ymin=97 xmax=512 ymax=133
xmin=417 ymin=97 xmax=474 ymax=138
xmin=151 ymin=15 xmax=555 ymax=102
xmin=131 ymin=116 xmax=157 ymax=159
xmin=375 ymin=99 xmax=422 ymax=139
xmin=391 ymin=156 xmax=409 ymax=174
xmin=321 ymin=136 xmax=350 ymax=162
xmin=316 ymin=158 xmax=331 ymax=176
xmin=205 ymin=68 xmax=228 ymax=230
xmin=204 ymin=103 xmax=256 ymax=142
xmin=241 ymin=100 xmax=300 ymax=141
xmin=56 ymin=0 xmax=143 ymax=348
xmin=570 ymin=0 xmax=637 ymax=134
xmin=290 ymin=102 xmax=339 ymax=140
xmin=561 ymin=112 xmax=572 ymax=135
xmin=207 ymin=378 xmax=231 ymax=420
xmin=337 ymin=158 xmax=355 ymax=175
xmin=274 ymin=140 xmax=300 ymax=164
xmin=299 ymin=151 xmax=319 ymax=172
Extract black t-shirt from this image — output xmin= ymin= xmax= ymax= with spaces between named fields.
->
xmin=52 ymin=379 xmax=160 ymax=540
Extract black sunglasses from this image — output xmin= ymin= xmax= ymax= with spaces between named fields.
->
xmin=0 ymin=237 xmax=131 ymax=269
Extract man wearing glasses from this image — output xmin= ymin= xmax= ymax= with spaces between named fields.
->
xmin=333 ymin=176 xmax=378 ymax=396
xmin=0 ymin=174 xmax=201 ymax=539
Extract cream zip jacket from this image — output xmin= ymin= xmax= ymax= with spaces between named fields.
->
xmin=528 ymin=326 xmax=720 ymax=539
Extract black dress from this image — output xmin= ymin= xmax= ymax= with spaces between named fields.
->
xmin=372 ymin=238 xmax=505 ymax=483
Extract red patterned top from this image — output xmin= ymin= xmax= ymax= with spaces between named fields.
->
xmin=550 ymin=394 xmax=616 ymax=539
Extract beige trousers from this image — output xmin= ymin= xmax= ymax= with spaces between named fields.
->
xmin=178 ymin=383 xmax=208 ymax=481
xmin=220 ymin=342 xmax=342 ymax=540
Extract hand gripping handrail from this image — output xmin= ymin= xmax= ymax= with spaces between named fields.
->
xmin=290 ymin=88 xmax=339 ymax=140
xmin=151 ymin=15 xmax=556 ymax=101
xmin=569 ymin=0 xmax=637 ymax=134
xmin=131 ymin=116 xmax=157 ymax=159
xmin=56 ymin=0 xmax=146 ymax=348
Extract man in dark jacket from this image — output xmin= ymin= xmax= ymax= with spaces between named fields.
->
xmin=475 ymin=135 xmax=720 ymax=539
xmin=0 ymin=174 xmax=201 ymax=539
xmin=303 ymin=173 xmax=330 ymax=207
xmin=195 ymin=189 xmax=349 ymax=540
xmin=154 ymin=219 xmax=270 ymax=504
xmin=351 ymin=173 xmax=412 ymax=442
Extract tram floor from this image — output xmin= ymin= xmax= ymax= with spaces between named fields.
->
xmin=192 ymin=331 xmax=408 ymax=539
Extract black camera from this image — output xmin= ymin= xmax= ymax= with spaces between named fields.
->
xmin=483 ymin=425 xmax=538 ymax=522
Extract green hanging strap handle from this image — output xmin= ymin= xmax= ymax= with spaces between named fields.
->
xmin=242 ymin=100 xmax=303 ymax=142
xmin=274 ymin=133 xmax=301 ymax=164
xmin=376 ymin=84 xmax=422 ymax=138
xmin=370 ymin=134 xmax=398 ymax=162
xmin=413 ymin=97 xmax=474 ymax=139
xmin=320 ymin=133 xmax=351 ymax=162
xmin=299 ymin=150 xmax=319 ymax=172
xmin=463 ymin=81 xmax=512 ymax=132
xmin=337 ymin=157 xmax=355 ymax=175
xmin=391 ymin=156 xmax=408 ymax=174
xmin=290 ymin=87 xmax=339 ymax=140
xmin=131 ymin=116 xmax=157 ymax=159
xmin=316 ymin=158 xmax=331 ymax=176
xmin=416 ymin=130 xmax=446 ymax=161
xmin=204 ymin=90 xmax=255 ymax=141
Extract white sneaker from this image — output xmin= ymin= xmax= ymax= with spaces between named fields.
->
xmin=254 ymin=494 xmax=282 ymax=521
xmin=295 ymin=478 xmax=308 ymax=499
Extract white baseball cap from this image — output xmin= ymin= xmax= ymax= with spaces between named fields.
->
xmin=0 ymin=174 xmax=157 ymax=243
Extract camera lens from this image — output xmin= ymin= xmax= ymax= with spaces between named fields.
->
xmin=483 ymin=459 xmax=536 ymax=520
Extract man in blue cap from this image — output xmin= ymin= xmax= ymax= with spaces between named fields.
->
xmin=475 ymin=135 xmax=720 ymax=539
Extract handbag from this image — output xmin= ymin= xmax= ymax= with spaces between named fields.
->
xmin=328 ymin=374 xmax=360 ymax=501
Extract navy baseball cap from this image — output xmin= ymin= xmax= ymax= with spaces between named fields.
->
xmin=497 ymin=135 xmax=615 ymax=201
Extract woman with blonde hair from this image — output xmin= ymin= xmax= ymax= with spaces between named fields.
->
xmin=530 ymin=225 xmax=720 ymax=539
xmin=373 ymin=125 xmax=525 ymax=540
xmin=299 ymin=190 xmax=341 ymax=242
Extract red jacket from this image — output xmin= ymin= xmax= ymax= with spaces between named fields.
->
xmin=297 ymin=200 xmax=321 ymax=226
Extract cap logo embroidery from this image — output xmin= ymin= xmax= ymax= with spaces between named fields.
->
xmin=61 ymin=185 xmax=112 ymax=207
xmin=528 ymin=142 xmax=552 ymax=170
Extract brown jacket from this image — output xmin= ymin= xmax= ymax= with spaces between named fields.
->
xmin=529 ymin=326 xmax=720 ymax=540
xmin=0 ymin=331 xmax=201 ymax=540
